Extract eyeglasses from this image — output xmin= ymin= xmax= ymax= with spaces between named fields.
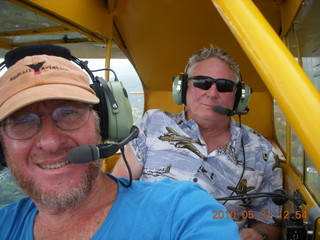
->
xmin=2 ymin=102 xmax=92 ymax=140
xmin=188 ymin=75 xmax=237 ymax=92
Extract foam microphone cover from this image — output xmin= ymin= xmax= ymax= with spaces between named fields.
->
xmin=213 ymin=105 xmax=233 ymax=116
xmin=68 ymin=145 xmax=99 ymax=163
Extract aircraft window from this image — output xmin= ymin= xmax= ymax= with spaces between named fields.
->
xmin=301 ymin=57 xmax=320 ymax=92
xmin=273 ymin=100 xmax=286 ymax=151
xmin=295 ymin=0 xmax=320 ymax=93
xmin=0 ymin=168 xmax=26 ymax=207
xmin=285 ymin=0 xmax=320 ymax=199
xmin=290 ymin=130 xmax=303 ymax=174
xmin=305 ymin=155 xmax=320 ymax=204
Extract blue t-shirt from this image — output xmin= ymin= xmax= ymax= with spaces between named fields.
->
xmin=0 ymin=175 xmax=240 ymax=239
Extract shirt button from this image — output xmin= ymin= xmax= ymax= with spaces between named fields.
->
xmin=193 ymin=178 xmax=198 ymax=182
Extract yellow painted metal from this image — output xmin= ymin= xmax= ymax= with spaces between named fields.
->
xmin=11 ymin=38 xmax=95 ymax=48
xmin=102 ymin=153 xmax=120 ymax=173
xmin=212 ymin=0 xmax=320 ymax=172
xmin=143 ymin=89 xmax=183 ymax=114
xmin=239 ymin=92 xmax=273 ymax=138
xmin=0 ymin=26 xmax=73 ymax=37
xmin=105 ymin=38 xmax=112 ymax=82
xmin=0 ymin=38 xmax=13 ymax=50
xmin=280 ymin=0 xmax=304 ymax=38
xmin=105 ymin=0 xmax=116 ymax=13
xmin=9 ymin=0 xmax=112 ymax=43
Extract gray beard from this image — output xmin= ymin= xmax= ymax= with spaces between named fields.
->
xmin=7 ymin=153 xmax=102 ymax=211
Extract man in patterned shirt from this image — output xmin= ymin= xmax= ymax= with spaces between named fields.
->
xmin=112 ymin=45 xmax=283 ymax=240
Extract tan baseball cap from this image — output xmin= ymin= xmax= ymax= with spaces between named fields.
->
xmin=0 ymin=54 xmax=99 ymax=121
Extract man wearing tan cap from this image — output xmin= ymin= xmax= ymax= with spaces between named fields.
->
xmin=0 ymin=44 xmax=241 ymax=239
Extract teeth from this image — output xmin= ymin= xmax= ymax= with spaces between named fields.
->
xmin=39 ymin=160 xmax=69 ymax=170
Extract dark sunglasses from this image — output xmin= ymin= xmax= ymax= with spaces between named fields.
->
xmin=188 ymin=75 xmax=237 ymax=92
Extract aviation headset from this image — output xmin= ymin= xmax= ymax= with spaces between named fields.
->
xmin=172 ymin=65 xmax=251 ymax=113
xmin=0 ymin=44 xmax=133 ymax=170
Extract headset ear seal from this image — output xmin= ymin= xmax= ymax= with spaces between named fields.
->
xmin=172 ymin=73 xmax=188 ymax=105
xmin=234 ymin=82 xmax=252 ymax=113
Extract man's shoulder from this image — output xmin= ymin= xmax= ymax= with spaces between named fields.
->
xmin=138 ymin=109 xmax=184 ymax=130
xmin=137 ymin=177 xmax=200 ymax=189
xmin=144 ymin=109 xmax=181 ymax=119
xmin=0 ymin=197 xmax=36 ymax=228
xmin=0 ymin=197 xmax=36 ymax=239
xmin=117 ymin=178 xmax=222 ymax=215
xmin=128 ymin=178 xmax=210 ymax=200
xmin=0 ymin=197 xmax=35 ymax=216
xmin=118 ymin=176 xmax=204 ymax=193
xmin=235 ymin=121 xmax=272 ymax=146
xmin=104 ymin=177 xmax=240 ymax=239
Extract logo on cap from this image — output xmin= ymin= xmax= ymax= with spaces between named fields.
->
xmin=27 ymin=61 xmax=45 ymax=75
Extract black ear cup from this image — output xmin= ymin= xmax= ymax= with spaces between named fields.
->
xmin=0 ymin=142 xmax=7 ymax=170
xmin=172 ymin=73 xmax=188 ymax=105
xmin=90 ymin=79 xmax=109 ymax=142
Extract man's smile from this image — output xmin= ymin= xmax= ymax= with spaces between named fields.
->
xmin=38 ymin=160 xmax=70 ymax=170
